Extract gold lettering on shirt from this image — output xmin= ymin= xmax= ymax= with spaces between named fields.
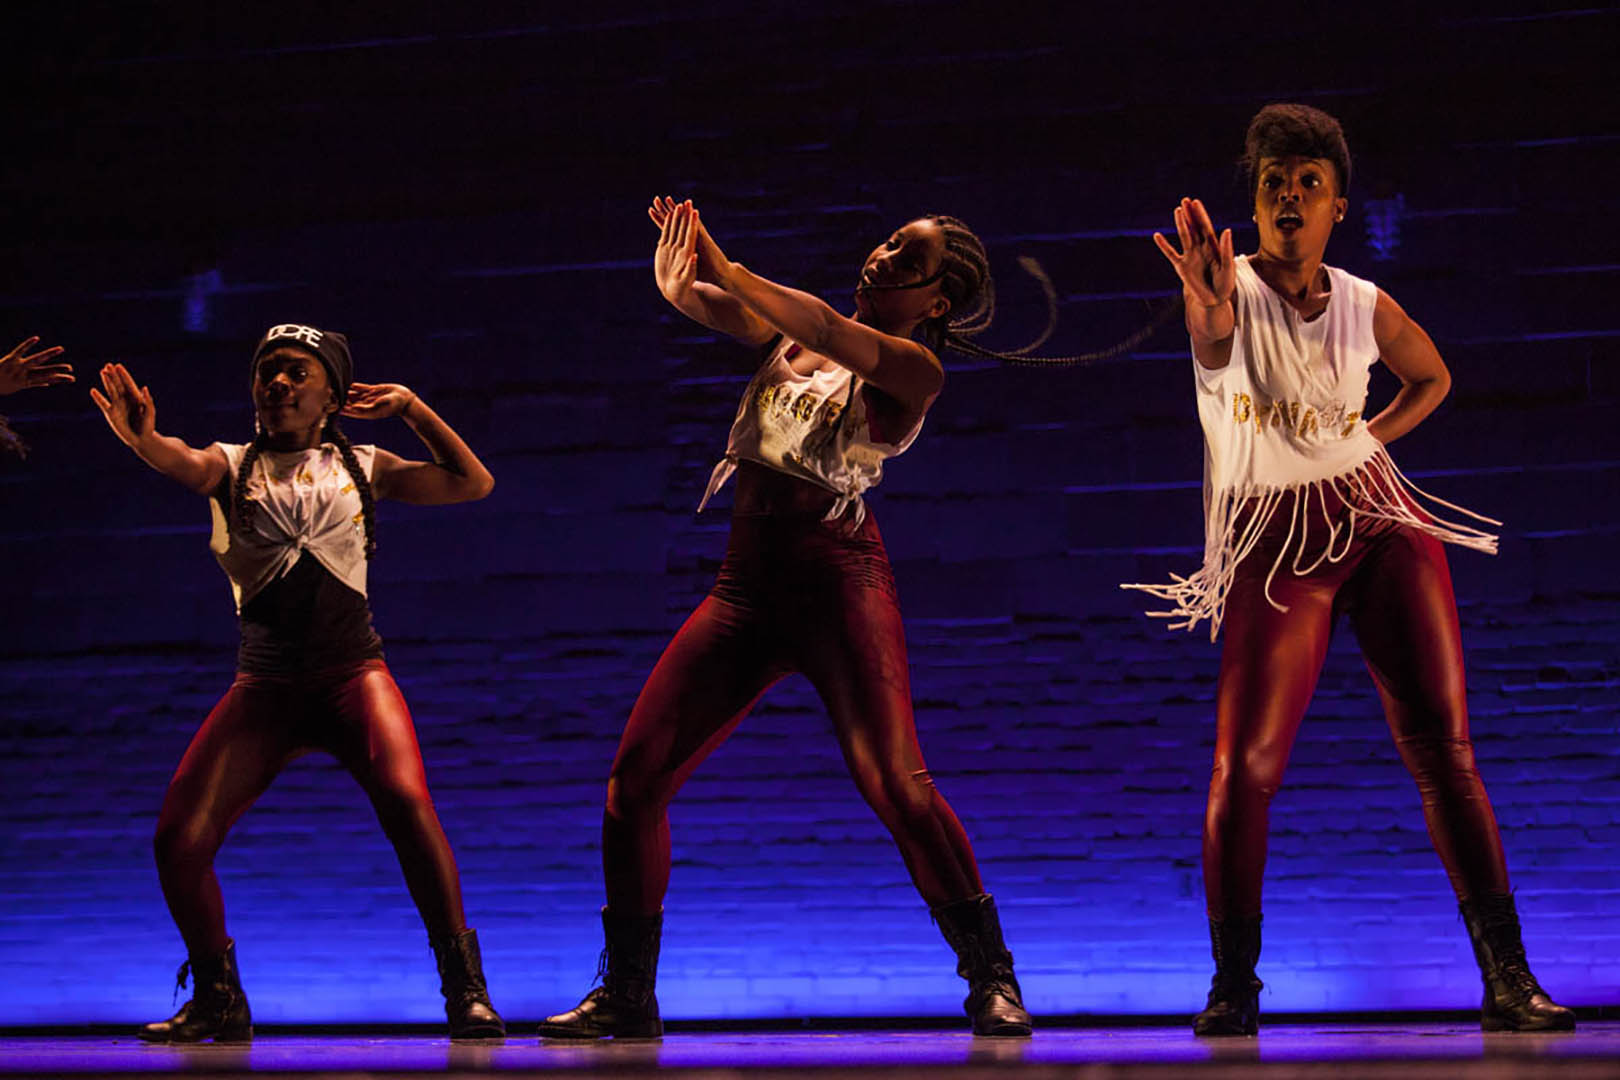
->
xmin=755 ymin=382 xmax=834 ymax=426
xmin=1235 ymin=398 xmax=1359 ymax=439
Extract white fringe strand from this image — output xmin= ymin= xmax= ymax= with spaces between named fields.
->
xmin=1122 ymin=446 xmax=1499 ymax=641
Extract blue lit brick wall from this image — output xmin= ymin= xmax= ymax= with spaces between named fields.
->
xmin=0 ymin=7 xmax=1615 ymax=1024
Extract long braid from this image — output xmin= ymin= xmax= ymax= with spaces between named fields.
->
xmin=325 ymin=418 xmax=377 ymax=559
xmin=924 ymin=214 xmax=1181 ymax=368
xmin=232 ymin=432 xmax=270 ymax=535
xmin=950 ymin=295 xmax=1184 ymax=368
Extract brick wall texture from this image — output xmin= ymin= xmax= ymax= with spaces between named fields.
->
xmin=0 ymin=7 xmax=1615 ymax=1023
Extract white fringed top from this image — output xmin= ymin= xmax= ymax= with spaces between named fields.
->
xmin=1124 ymin=256 xmax=1498 ymax=640
xmin=699 ymin=337 xmax=926 ymax=526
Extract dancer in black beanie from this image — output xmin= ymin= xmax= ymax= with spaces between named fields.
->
xmin=93 ymin=324 xmax=503 ymax=1041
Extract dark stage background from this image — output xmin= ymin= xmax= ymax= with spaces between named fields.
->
xmin=0 ymin=3 xmax=1615 ymax=1025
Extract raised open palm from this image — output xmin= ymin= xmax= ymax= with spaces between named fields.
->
xmin=649 ymin=196 xmax=730 ymax=284
xmin=651 ymin=198 xmax=700 ymax=304
xmin=1153 ymin=197 xmax=1234 ymax=308
xmin=342 ymin=381 xmax=415 ymax=420
xmin=0 ymin=336 xmax=72 ymax=396
xmin=89 ymin=363 xmax=155 ymax=448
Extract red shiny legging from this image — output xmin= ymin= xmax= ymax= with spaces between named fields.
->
xmin=602 ymin=509 xmax=985 ymax=915
xmin=153 ymin=658 xmax=467 ymax=956
xmin=1204 ymin=498 xmax=1511 ymax=918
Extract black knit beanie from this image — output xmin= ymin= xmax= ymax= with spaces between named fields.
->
xmin=251 ymin=323 xmax=353 ymax=403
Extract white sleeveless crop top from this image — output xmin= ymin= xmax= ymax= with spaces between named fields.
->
xmin=210 ymin=441 xmax=376 ymax=612
xmin=698 ymin=337 xmax=927 ymax=525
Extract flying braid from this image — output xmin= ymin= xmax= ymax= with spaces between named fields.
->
xmin=950 ymin=295 xmax=1185 ymax=368
xmin=923 ymin=214 xmax=1181 ymax=368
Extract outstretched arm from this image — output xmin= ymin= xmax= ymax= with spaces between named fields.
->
xmin=0 ymin=337 xmax=73 ymax=395
xmin=90 ymin=363 xmax=227 ymax=494
xmin=1153 ymin=197 xmax=1236 ymax=371
xmin=342 ymin=382 xmax=494 ymax=504
xmin=647 ymin=197 xmax=775 ymax=347
xmin=665 ymin=200 xmax=943 ymax=412
xmin=1367 ymin=289 xmax=1450 ymax=445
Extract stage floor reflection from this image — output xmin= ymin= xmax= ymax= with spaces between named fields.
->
xmin=2 ymin=1022 xmax=1617 ymax=1078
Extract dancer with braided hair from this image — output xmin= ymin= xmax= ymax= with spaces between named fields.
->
xmin=539 ymin=201 xmax=1036 ymax=1040
xmin=1128 ymin=104 xmax=1572 ymax=1036
xmin=91 ymin=324 xmax=504 ymax=1042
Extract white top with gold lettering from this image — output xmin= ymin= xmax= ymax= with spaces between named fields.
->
xmin=699 ymin=336 xmax=926 ymax=525
xmin=1124 ymin=255 xmax=1498 ymax=639
xmin=209 ymin=441 xmax=376 ymax=612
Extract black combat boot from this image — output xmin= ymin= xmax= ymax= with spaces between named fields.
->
xmin=932 ymin=893 xmax=1033 ymax=1037
xmin=1193 ymin=916 xmax=1262 ymax=1037
xmin=430 ymin=927 xmax=506 ymax=1039
xmin=139 ymin=939 xmax=253 ymax=1043
xmin=537 ymin=908 xmax=663 ymax=1040
xmin=1460 ymin=892 xmax=1575 ymax=1032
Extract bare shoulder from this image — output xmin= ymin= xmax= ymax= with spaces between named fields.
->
xmin=1373 ymin=287 xmax=1418 ymax=348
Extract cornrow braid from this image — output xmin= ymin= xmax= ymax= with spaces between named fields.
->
xmin=922 ymin=214 xmax=1181 ymax=369
xmin=325 ymin=418 xmax=377 ymax=559
xmin=232 ymin=431 xmax=270 ymax=537
xmin=918 ymin=214 xmax=996 ymax=354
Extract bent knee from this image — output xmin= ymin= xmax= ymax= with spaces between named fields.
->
xmin=368 ymin=776 xmax=438 ymax=829
xmin=1209 ymin=752 xmax=1285 ymax=809
xmin=1396 ymin=733 xmax=1481 ymax=782
xmin=605 ymin=769 xmax=674 ymax=821
xmin=861 ymin=766 xmax=940 ymax=827
xmin=153 ymin=817 xmax=219 ymax=870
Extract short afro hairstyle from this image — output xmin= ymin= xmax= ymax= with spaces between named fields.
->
xmin=1243 ymin=103 xmax=1351 ymax=197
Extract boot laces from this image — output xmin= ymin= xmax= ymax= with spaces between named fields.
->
xmin=171 ymin=960 xmax=191 ymax=1007
xmin=1475 ymin=910 xmax=1536 ymax=989
xmin=976 ymin=976 xmax=1021 ymax=1006
xmin=592 ymin=946 xmax=646 ymax=1003
xmin=434 ymin=938 xmax=489 ymax=999
xmin=1209 ymin=972 xmax=1263 ymax=996
xmin=1500 ymin=959 xmax=1543 ymax=999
